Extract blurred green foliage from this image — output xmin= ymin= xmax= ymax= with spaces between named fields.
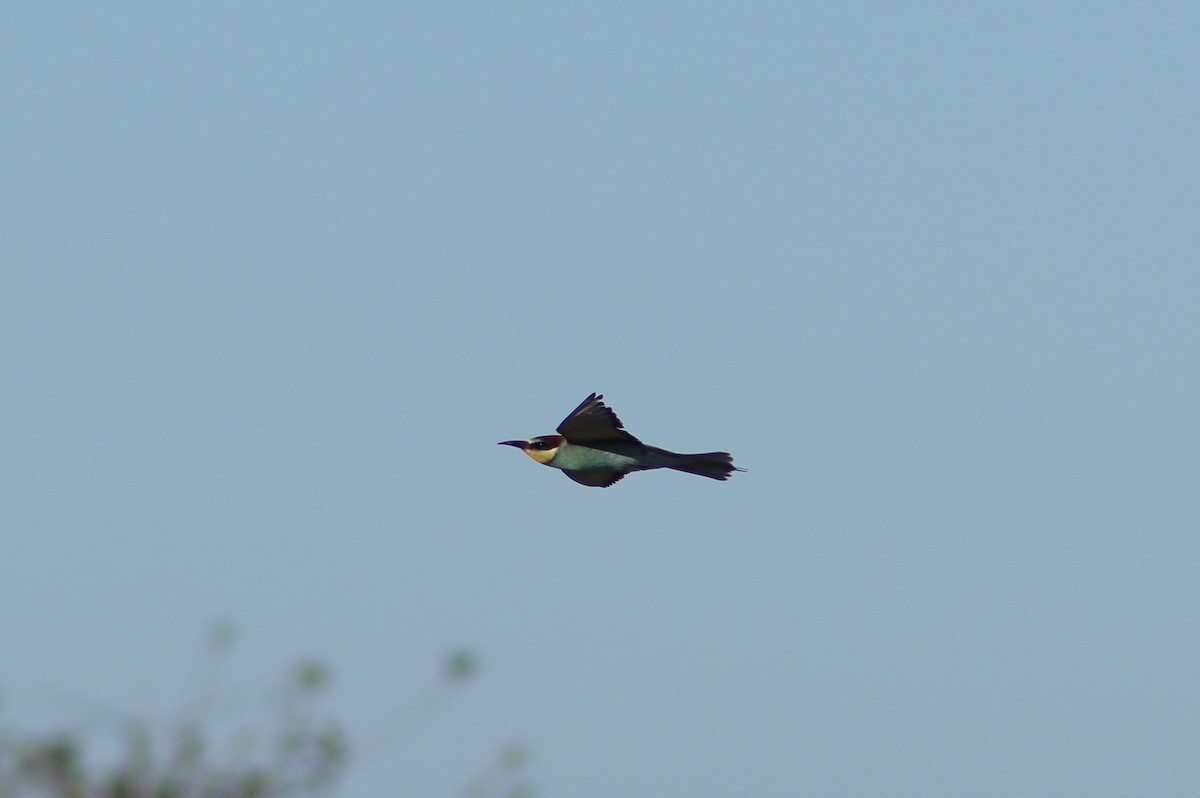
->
xmin=0 ymin=652 xmax=345 ymax=798
xmin=0 ymin=625 xmax=529 ymax=798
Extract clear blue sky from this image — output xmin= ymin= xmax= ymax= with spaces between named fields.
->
xmin=3 ymin=3 xmax=1198 ymax=796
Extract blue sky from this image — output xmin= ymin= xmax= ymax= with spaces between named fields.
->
xmin=3 ymin=3 xmax=1198 ymax=796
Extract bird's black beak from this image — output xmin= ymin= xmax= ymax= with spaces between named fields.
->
xmin=497 ymin=440 xmax=526 ymax=448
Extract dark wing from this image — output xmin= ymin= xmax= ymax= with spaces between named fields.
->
xmin=557 ymin=393 xmax=641 ymax=444
xmin=562 ymin=469 xmax=628 ymax=488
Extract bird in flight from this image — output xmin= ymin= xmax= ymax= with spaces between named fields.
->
xmin=499 ymin=393 xmax=743 ymax=488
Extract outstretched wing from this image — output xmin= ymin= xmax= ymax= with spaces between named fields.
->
xmin=556 ymin=393 xmax=641 ymax=444
xmin=562 ymin=469 xmax=628 ymax=488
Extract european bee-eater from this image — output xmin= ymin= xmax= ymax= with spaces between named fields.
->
xmin=499 ymin=393 xmax=743 ymax=488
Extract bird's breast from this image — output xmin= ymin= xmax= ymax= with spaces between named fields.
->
xmin=551 ymin=443 xmax=643 ymax=472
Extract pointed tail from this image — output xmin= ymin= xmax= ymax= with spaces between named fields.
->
xmin=665 ymin=451 xmax=743 ymax=481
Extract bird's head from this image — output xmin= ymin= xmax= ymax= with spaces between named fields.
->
xmin=498 ymin=435 xmax=565 ymax=465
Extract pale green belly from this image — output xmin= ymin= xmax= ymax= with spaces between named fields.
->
xmin=550 ymin=444 xmax=643 ymax=472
